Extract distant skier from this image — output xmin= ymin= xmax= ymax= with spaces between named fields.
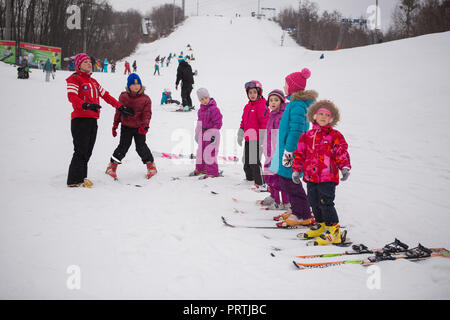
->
xmin=124 ymin=61 xmax=131 ymax=75
xmin=65 ymin=53 xmax=134 ymax=188
xmin=175 ymin=58 xmax=195 ymax=111
xmin=132 ymin=60 xmax=137 ymax=72
xmin=106 ymin=73 xmax=157 ymax=180
xmin=261 ymin=89 xmax=290 ymax=211
xmin=103 ymin=58 xmax=109 ymax=72
xmin=269 ymin=68 xmax=317 ymax=228
xmin=189 ymin=88 xmax=223 ymax=178
xmin=153 ymin=62 xmax=160 ymax=76
xmin=292 ymin=100 xmax=351 ymax=245
xmin=51 ymin=53 xmax=58 ymax=73
xmin=43 ymin=58 xmax=53 ymax=82
xmin=237 ymin=80 xmax=268 ymax=191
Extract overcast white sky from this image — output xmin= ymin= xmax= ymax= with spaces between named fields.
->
xmin=107 ymin=0 xmax=398 ymax=30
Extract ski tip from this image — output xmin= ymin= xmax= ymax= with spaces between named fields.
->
xmin=292 ymin=261 xmax=304 ymax=270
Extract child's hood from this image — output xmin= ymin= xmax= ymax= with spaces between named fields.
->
xmin=307 ymin=100 xmax=340 ymax=127
xmin=289 ymin=90 xmax=318 ymax=102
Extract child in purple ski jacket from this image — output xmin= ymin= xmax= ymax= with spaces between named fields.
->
xmin=190 ymin=88 xmax=223 ymax=178
xmin=261 ymin=89 xmax=290 ymax=212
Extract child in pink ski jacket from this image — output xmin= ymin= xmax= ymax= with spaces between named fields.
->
xmin=261 ymin=89 xmax=290 ymax=211
xmin=190 ymin=88 xmax=223 ymax=178
xmin=237 ymin=80 xmax=269 ymax=189
xmin=292 ymin=100 xmax=351 ymax=246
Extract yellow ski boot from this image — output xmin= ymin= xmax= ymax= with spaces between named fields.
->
xmin=311 ymin=224 xmax=344 ymax=246
xmin=297 ymin=222 xmax=326 ymax=239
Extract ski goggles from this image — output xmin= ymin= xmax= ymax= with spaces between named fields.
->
xmin=245 ymin=81 xmax=259 ymax=91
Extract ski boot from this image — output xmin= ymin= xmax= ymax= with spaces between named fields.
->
xmin=310 ymin=224 xmax=344 ymax=246
xmin=251 ymin=183 xmax=270 ymax=192
xmin=146 ymin=162 xmax=157 ymax=179
xmin=256 ymin=196 xmax=275 ymax=207
xmin=297 ymin=222 xmax=326 ymax=239
xmin=189 ymin=169 xmax=206 ymax=177
xmin=273 ymin=211 xmax=292 ymax=221
xmin=105 ymin=161 xmax=119 ymax=180
xmin=68 ymin=178 xmax=93 ymax=188
xmin=276 ymin=215 xmax=314 ymax=228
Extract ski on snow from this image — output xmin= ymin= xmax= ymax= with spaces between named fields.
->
xmin=292 ymin=242 xmax=450 ymax=270
xmin=221 ymin=216 xmax=313 ymax=230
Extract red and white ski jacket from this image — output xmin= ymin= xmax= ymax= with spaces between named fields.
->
xmin=66 ymin=70 xmax=121 ymax=120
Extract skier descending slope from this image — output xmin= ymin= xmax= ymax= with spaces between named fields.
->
xmin=65 ymin=53 xmax=134 ymax=188
xmin=293 ymin=100 xmax=351 ymax=245
xmin=106 ymin=73 xmax=156 ymax=180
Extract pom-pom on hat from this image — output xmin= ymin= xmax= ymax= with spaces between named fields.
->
xmin=75 ymin=53 xmax=90 ymax=70
xmin=285 ymin=68 xmax=311 ymax=96
xmin=127 ymin=73 xmax=142 ymax=88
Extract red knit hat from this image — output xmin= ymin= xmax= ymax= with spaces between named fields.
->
xmin=285 ymin=68 xmax=311 ymax=96
xmin=75 ymin=53 xmax=90 ymax=70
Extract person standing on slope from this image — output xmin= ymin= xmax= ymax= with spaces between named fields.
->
xmin=292 ymin=100 xmax=351 ymax=245
xmin=237 ymin=80 xmax=269 ymax=191
xmin=65 ymin=53 xmax=134 ymax=188
xmin=190 ymin=88 xmax=223 ymax=179
xmin=106 ymin=73 xmax=156 ymax=180
xmin=124 ymin=61 xmax=131 ymax=75
xmin=269 ymin=68 xmax=318 ymax=228
xmin=176 ymin=58 xmax=195 ymax=111
xmin=261 ymin=89 xmax=290 ymax=211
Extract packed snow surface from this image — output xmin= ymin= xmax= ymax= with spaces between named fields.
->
xmin=1 ymin=16 xmax=449 ymax=299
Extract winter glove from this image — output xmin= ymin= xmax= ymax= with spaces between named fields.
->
xmin=210 ymin=136 xmax=216 ymax=144
xmin=237 ymin=128 xmax=244 ymax=147
xmin=292 ymin=171 xmax=301 ymax=185
xmin=341 ymin=167 xmax=351 ymax=181
xmin=138 ymin=126 xmax=149 ymax=135
xmin=282 ymin=150 xmax=294 ymax=167
xmin=112 ymin=122 xmax=119 ymax=138
xmin=118 ymin=105 xmax=134 ymax=117
xmin=82 ymin=103 xmax=102 ymax=113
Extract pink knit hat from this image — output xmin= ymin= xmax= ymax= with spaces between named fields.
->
xmin=75 ymin=53 xmax=90 ymax=69
xmin=285 ymin=68 xmax=311 ymax=96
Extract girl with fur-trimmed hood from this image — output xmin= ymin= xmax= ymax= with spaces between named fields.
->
xmin=269 ymin=68 xmax=318 ymax=228
xmin=292 ymin=100 xmax=351 ymax=246
xmin=106 ymin=73 xmax=157 ymax=180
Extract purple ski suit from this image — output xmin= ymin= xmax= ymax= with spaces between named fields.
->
xmin=195 ymin=98 xmax=223 ymax=176
xmin=263 ymin=103 xmax=289 ymax=205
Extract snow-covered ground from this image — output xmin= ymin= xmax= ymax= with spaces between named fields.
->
xmin=1 ymin=16 xmax=449 ymax=299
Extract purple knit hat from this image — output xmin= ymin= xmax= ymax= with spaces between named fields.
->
xmin=75 ymin=53 xmax=90 ymax=69
xmin=285 ymin=68 xmax=311 ymax=96
xmin=267 ymin=89 xmax=286 ymax=103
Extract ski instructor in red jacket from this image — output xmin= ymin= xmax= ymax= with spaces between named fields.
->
xmin=66 ymin=53 xmax=134 ymax=187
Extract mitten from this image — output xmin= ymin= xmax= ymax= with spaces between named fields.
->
xmin=118 ymin=105 xmax=134 ymax=116
xmin=112 ymin=122 xmax=119 ymax=138
xmin=138 ymin=126 xmax=149 ymax=135
xmin=282 ymin=150 xmax=294 ymax=167
xmin=292 ymin=171 xmax=301 ymax=184
xmin=341 ymin=167 xmax=351 ymax=181
xmin=82 ymin=103 xmax=102 ymax=113
xmin=237 ymin=128 xmax=244 ymax=147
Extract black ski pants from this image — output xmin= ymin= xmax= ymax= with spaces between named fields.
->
xmin=307 ymin=182 xmax=339 ymax=225
xmin=181 ymin=84 xmax=193 ymax=107
xmin=112 ymin=125 xmax=154 ymax=164
xmin=243 ymin=140 xmax=264 ymax=186
xmin=67 ymin=117 xmax=98 ymax=185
